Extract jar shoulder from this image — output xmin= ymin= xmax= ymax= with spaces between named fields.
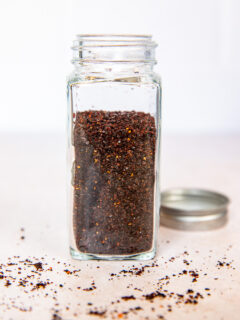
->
xmin=67 ymin=70 xmax=161 ymax=88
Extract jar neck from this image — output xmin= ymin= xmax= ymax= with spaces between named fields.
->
xmin=71 ymin=34 xmax=157 ymax=75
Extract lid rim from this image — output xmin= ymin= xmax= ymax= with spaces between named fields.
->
xmin=160 ymin=188 xmax=229 ymax=231
xmin=161 ymin=206 xmax=228 ymax=217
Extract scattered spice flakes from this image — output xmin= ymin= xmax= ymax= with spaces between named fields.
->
xmin=195 ymin=292 xmax=203 ymax=299
xmin=216 ymin=260 xmax=233 ymax=269
xmin=114 ymin=306 xmax=143 ymax=318
xmin=18 ymin=279 xmax=28 ymax=287
xmin=63 ymin=269 xmax=72 ymax=275
xmin=121 ymin=295 xmax=136 ymax=301
xmin=88 ymin=309 xmax=106 ymax=317
xmin=83 ymin=281 xmax=97 ymax=291
xmin=189 ymin=270 xmax=199 ymax=282
xmin=185 ymin=298 xmax=198 ymax=305
xmin=5 ymin=280 xmax=11 ymax=287
xmin=32 ymin=282 xmax=48 ymax=290
xmin=167 ymin=304 xmax=172 ymax=312
xmin=33 ymin=262 xmax=43 ymax=270
xmin=83 ymin=286 xmax=96 ymax=291
xmin=187 ymin=289 xmax=194 ymax=294
xmin=183 ymin=259 xmax=190 ymax=266
xmin=117 ymin=262 xmax=158 ymax=278
xmin=134 ymin=306 xmax=142 ymax=311
xmin=144 ymin=291 xmax=166 ymax=300
xmin=20 ymin=227 xmax=25 ymax=240
xmin=52 ymin=314 xmax=62 ymax=320
xmin=0 ymin=251 xmax=236 ymax=318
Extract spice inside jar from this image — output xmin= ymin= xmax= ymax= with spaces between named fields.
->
xmin=73 ymin=110 xmax=156 ymax=255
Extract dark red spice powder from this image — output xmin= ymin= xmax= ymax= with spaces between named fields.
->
xmin=73 ymin=111 xmax=156 ymax=255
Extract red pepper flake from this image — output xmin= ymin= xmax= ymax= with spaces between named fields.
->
xmin=144 ymin=291 xmax=166 ymax=300
xmin=88 ymin=310 xmax=106 ymax=316
xmin=64 ymin=269 xmax=72 ymax=275
xmin=31 ymin=281 xmax=48 ymax=291
xmin=121 ymin=295 xmax=136 ymax=301
xmin=33 ymin=262 xmax=43 ymax=270
xmin=5 ymin=280 xmax=11 ymax=287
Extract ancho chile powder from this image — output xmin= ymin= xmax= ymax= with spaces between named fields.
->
xmin=73 ymin=110 xmax=156 ymax=255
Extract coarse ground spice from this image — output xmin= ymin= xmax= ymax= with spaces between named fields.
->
xmin=73 ymin=110 xmax=156 ymax=255
xmin=0 ymin=250 xmax=236 ymax=318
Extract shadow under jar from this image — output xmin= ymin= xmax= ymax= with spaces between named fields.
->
xmin=67 ymin=34 xmax=162 ymax=260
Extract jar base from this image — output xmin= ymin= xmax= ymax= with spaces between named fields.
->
xmin=70 ymin=247 xmax=156 ymax=261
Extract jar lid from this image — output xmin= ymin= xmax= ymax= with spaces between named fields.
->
xmin=160 ymin=188 xmax=230 ymax=231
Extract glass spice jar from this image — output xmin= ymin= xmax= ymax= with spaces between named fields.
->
xmin=67 ymin=35 xmax=161 ymax=260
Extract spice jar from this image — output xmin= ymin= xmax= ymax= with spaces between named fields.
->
xmin=67 ymin=35 xmax=161 ymax=260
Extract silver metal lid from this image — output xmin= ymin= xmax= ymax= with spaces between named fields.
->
xmin=160 ymin=188 xmax=230 ymax=231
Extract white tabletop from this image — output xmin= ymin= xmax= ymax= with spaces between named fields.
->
xmin=0 ymin=133 xmax=239 ymax=320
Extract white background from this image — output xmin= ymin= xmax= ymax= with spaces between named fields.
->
xmin=0 ymin=0 xmax=239 ymax=134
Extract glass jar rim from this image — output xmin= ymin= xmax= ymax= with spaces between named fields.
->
xmin=72 ymin=34 xmax=157 ymax=49
xmin=71 ymin=34 xmax=157 ymax=64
